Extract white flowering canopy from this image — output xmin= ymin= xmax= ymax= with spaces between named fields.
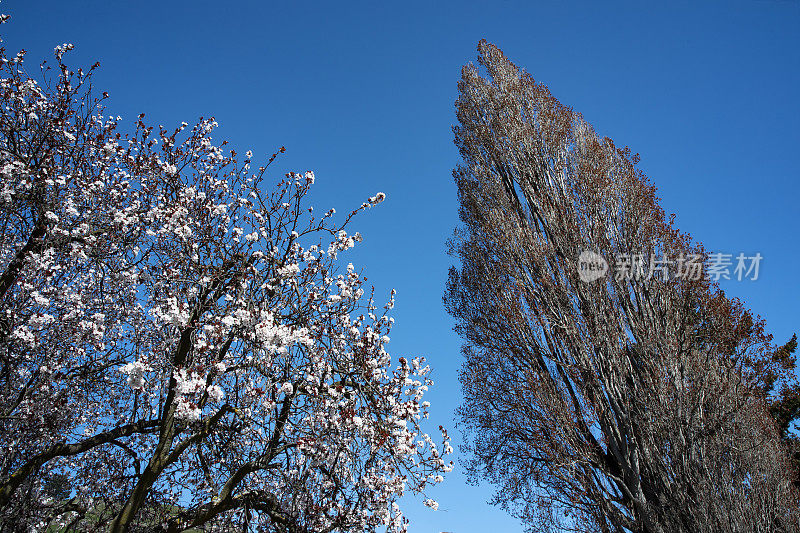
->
xmin=0 ymin=29 xmax=451 ymax=532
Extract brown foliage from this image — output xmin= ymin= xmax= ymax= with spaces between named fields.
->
xmin=446 ymin=40 xmax=799 ymax=533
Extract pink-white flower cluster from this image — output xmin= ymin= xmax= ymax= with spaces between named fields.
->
xmin=0 ymin=35 xmax=451 ymax=532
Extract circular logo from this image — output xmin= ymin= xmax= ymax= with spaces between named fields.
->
xmin=577 ymin=251 xmax=608 ymax=283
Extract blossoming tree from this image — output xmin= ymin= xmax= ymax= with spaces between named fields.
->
xmin=0 ymin=28 xmax=451 ymax=532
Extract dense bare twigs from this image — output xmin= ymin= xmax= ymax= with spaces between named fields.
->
xmin=446 ymin=40 xmax=798 ymax=533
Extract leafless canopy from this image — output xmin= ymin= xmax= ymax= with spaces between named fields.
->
xmin=446 ymin=41 xmax=799 ymax=533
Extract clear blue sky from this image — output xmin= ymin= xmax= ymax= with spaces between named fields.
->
xmin=5 ymin=1 xmax=799 ymax=531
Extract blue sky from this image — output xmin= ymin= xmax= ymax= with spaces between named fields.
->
xmin=4 ymin=1 xmax=799 ymax=531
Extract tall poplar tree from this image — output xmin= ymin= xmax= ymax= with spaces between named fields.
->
xmin=446 ymin=40 xmax=798 ymax=533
